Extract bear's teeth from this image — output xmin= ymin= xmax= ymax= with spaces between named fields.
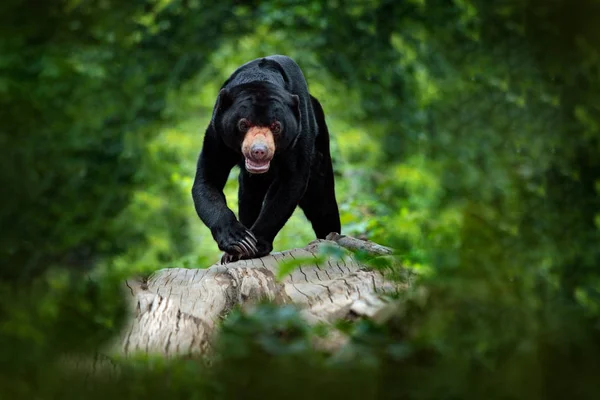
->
xmin=245 ymin=159 xmax=270 ymax=172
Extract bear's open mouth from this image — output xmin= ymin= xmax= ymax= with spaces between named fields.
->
xmin=245 ymin=158 xmax=271 ymax=174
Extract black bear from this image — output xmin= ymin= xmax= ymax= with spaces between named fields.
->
xmin=191 ymin=55 xmax=341 ymax=263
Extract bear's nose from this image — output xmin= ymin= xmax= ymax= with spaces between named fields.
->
xmin=251 ymin=144 xmax=268 ymax=160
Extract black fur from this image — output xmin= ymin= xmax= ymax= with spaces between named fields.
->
xmin=191 ymin=55 xmax=341 ymax=262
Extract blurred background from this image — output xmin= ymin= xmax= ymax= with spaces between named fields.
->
xmin=1 ymin=0 xmax=599 ymax=398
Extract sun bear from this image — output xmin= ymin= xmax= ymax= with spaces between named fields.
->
xmin=191 ymin=55 xmax=341 ymax=263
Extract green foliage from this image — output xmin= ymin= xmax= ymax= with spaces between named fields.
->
xmin=2 ymin=0 xmax=600 ymax=399
xmin=217 ymin=303 xmax=314 ymax=358
xmin=0 ymin=0 xmax=257 ymax=280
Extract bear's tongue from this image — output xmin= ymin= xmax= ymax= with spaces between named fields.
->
xmin=245 ymin=158 xmax=270 ymax=173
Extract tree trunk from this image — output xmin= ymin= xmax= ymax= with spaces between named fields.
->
xmin=111 ymin=234 xmax=408 ymax=358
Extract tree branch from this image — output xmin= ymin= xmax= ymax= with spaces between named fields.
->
xmin=108 ymin=235 xmax=406 ymax=358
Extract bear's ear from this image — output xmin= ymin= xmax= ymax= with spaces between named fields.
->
xmin=211 ymin=88 xmax=233 ymax=131
xmin=290 ymin=94 xmax=301 ymax=121
xmin=215 ymin=88 xmax=233 ymax=112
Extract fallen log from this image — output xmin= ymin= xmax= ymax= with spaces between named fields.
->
xmin=111 ymin=234 xmax=408 ymax=358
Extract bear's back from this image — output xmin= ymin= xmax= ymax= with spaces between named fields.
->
xmin=222 ymin=55 xmax=308 ymax=96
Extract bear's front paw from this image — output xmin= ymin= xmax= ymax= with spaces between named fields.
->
xmin=220 ymin=236 xmax=273 ymax=264
xmin=249 ymin=236 xmax=272 ymax=258
xmin=215 ymin=221 xmax=258 ymax=262
xmin=220 ymin=252 xmax=243 ymax=264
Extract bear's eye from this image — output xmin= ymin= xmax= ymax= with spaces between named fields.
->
xmin=238 ymin=118 xmax=250 ymax=133
xmin=270 ymin=121 xmax=282 ymax=135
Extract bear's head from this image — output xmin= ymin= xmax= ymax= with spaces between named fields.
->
xmin=211 ymin=82 xmax=301 ymax=174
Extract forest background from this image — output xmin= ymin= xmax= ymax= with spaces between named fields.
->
xmin=1 ymin=1 xmax=599 ymax=399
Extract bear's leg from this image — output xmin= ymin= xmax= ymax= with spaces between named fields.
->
xmin=192 ymin=134 xmax=259 ymax=261
xmin=238 ymin=171 xmax=270 ymax=228
xmin=299 ymin=155 xmax=341 ymax=239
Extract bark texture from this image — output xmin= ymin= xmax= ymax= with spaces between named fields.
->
xmin=112 ymin=235 xmax=406 ymax=358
